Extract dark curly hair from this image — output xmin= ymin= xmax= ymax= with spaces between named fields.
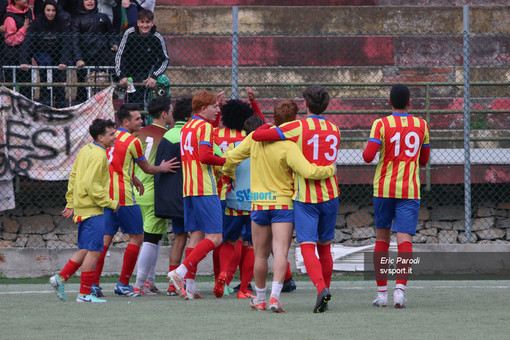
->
xmin=172 ymin=96 xmax=193 ymax=122
xmin=220 ymin=99 xmax=254 ymax=131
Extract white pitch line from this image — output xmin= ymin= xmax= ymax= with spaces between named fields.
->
xmin=1 ymin=285 xmax=510 ymax=295
xmin=0 ymin=290 xmax=79 ymax=295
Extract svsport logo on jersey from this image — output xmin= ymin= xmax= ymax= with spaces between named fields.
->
xmin=236 ymin=189 xmax=277 ymax=202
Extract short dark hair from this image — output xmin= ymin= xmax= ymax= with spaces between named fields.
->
xmin=274 ymin=100 xmax=298 ymax=126
xmin=116 ymin=103 xmax=139 ymax=124
xmin=147 ymin=96 xmax=171 ymax=119
xmin=243 ymin=116 xmax=264 ymax=134
xmin=172 ymin=97 xmax=193 ymax=122
xmin=89 ymin=119 xmax=115 ymax=141
xmin=390 ymin=84 xmax=410 ymax=110
xmin=303 ymin=85 xmax=330 ymax=115
xmin=138 ymin=9 xmax=154 ymax=21
xmin=221 ymin=99 xmax=254 ymax=131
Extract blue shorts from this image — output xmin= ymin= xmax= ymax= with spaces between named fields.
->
xmin=77 ymin=215 xmax=105 ymax=251
xmin=104 ymin=205 xmax=143 ymax=235
xmin=183 ymin=196 xmax=223 ymax=234
xmin=294 ymin=197 xmax=339 ymax=243
xmin=172 ymin=217 xmax=185 ymax=235
xmin=251 ymin=209 xmax=294 ymax=226
xmin=373 ymin=197 xmax=420 ymax=235
xmin=223 ymin=214 xmax=251 ymax=242
xmin=242 ymin=222 xmax=252 ymax=244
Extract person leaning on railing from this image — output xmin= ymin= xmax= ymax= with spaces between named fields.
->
xmin=2 ymin=0 xmax=34 ymax=98
xmin=71 ymin=0 xmax=118 ymax=104
xmin=115 ymin=8 xmax=168 ymax=109
xmin=20 ymin=0 xmax=71 ymax=108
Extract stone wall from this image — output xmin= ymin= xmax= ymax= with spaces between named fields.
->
xmin=333 ymin=202 xmax=510 ymax=246
xmin=2 ymin=202 xmax=510 ymax=248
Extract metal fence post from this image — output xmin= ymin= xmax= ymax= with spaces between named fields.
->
xmin=463 ymin=5 xmax=472 ymax=242
xmin=232 ymin=6 xmax=239 ymax=99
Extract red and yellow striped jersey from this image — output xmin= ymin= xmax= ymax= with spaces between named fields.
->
xmin=274 ymin=116 xmax=340 ymax=203
xmin=214 ymin=127 xmax=247 ymax=200
xmin=107 ymin=128 xmax=146 ymax=206
xmin=180 ymin=116 xmax=218 ymax=197
xmin=214 ymin=128 xmax=247 ymax=153
xmin=369 ymin=113 xmax=430 ymax=199
xmin=225 ymin=207 xmax=251 ymax=216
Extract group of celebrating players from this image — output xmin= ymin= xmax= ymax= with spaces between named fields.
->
xmin=49 ymin=83 xmax=429 ymax=313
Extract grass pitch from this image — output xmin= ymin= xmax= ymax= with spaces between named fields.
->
xmin=0 ymin=277 xmax=508 ymax=340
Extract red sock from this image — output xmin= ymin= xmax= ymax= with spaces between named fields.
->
xmin=239 ymin=247 xmax=254 ymax=293
xmin=93 ymin=245 xmax=109 ymax=285
xmin=226 ymin=240 xmax=243 ymax=285
xmin=317 ymin=243 xmax=333 ymax=289
xmin=183 ymin=239 xmax=216 ymax=274
xmin=212 ymin=243 xmax=222 ymax=280
xmin=169 ymin=265 xmax=178 ymax=272
xmin=284 ymin=261 xmax=292 ymax=281
xmin=239 ymin=244 xmax=248 ymax=283
xmin=79 ymin=271 xmax=95 ymax=295
xmin=183 ymin=247 xmax=194 ymax=280
xmin=374 ymin=241 xmax=390 ymax=289
xmin=301 ymin=244 xmax=326 ymax=294
xmin=396 ymin=241 xmax=413 ymax=287
xmin=119 ymin=244 xmax=140 ymax=285
xmin=219 ymin=242 xmax=235 ymax=273
xmin=59 ymin=260 xmax=81 ymax=281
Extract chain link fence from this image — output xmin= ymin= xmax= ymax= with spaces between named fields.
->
xmin=1 ymin=28 xmax=510 ymax=248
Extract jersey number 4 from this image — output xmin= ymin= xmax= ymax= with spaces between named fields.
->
xmin=180 ymin=132 xmax=194 ymax=156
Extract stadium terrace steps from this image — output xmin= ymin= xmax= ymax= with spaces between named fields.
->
xmin=153 ymin=5 xmax=510 ymax=35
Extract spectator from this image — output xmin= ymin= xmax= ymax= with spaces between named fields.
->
xmin=138 ymin=0 xmax=155 ymax=12
xmin=20 ymin=0 xmax=71 ymax=107
xmin=1 ymin=0 xmax=8 ymax=82
xmin=115 ymin=9 xmax=168 ymax=109
xmin=71 ymin=0 xmax=118 ymax=103
xmin=97 ymin=0 xmax=116 ymax=24
xmin=61 ymin=0 xmax=80 ymax=17
xmin=3 ymin=0 xmax=34 ymax=98
xmin=33 ymin=0 xmax=71 ymax=25
xmin=0 ymin=0 xmax=7 ymax=22
xmin=122 ymin=0 xmax=139 ymax=29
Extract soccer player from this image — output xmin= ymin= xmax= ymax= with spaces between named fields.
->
xmin=212 ymin=92 xmax=265 ymax=297
xmin=153 ymin=96 xmax=193 ymax=297
xmin=92 ymin=103 xmax=179 ymax=298
xmin=363 ymin=84 xmax=430 ymax=308
xmin=223 ymin=100 xmax=336 ymax=313
xmin=222 ymin=115 xmax=265 ymax=299
xmin=132 ymin=96 xmax=174 ymax=295
xmin=167 ymin=90 xmax=227 ymax=299
xmin=50 ymin=119 xmax=118 ymax=303
xmin=252 ymin=85 xmax=340 ymax=313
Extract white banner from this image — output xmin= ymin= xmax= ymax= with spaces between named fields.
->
xmin=0 ymin=86 xmax=116 ymax=211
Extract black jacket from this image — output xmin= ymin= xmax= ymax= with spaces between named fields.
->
xmin=20 ymin=0 xmax=71 ymax=65
xmin=0 ymin=0 xmax=7 ymax=23
xmin=70 ymin=0 xmax=116 ymax=61
xmin=154 ymin=135 xmax=184 ymax=220
xmin=115 ymin=25 xmax=169 ymax=81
